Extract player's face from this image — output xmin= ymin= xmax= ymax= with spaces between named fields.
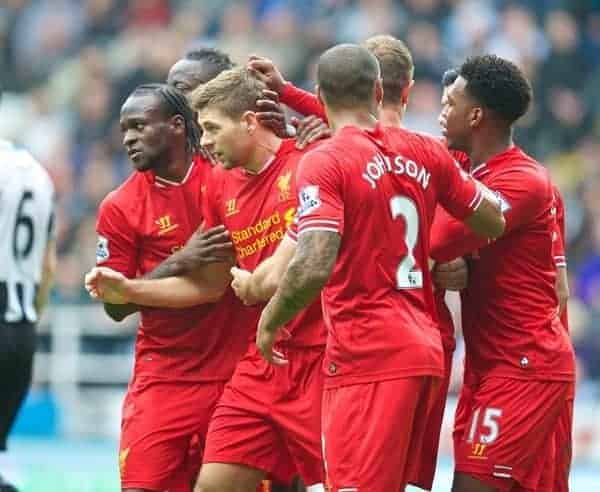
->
xmin=198 ymin=108 xmax=253 ymax=170
xmin=120 ymin=94 xmax=173 ymax=172
xmin=167 ymin=60 xmax=221 ymax=94
xmin=438 ymin=76 xmax=474 ymax=151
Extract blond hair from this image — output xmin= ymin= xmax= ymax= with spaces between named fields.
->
xmin=190 ymin=67 xmax=266 ymax=118
xmin=363 ymin=35 xmax=414 ymax=104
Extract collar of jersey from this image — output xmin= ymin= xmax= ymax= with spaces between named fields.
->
xmin=471 ymin=145 xmax=521 ymax=179
xmin=153 ymin=160 xmax=195 ymax=187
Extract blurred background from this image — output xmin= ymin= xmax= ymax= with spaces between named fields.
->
xmin=1 ymin=0 xmax=599 ymax=490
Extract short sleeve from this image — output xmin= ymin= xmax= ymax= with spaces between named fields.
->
xmin=485 ymin=168 xmax=549 ymax=235
xmin=96 ymin=198 xmax=138 ymax=278
xmin=433 ymin=143 xmax=481 ymax=220
xmin=296 ymin=149 xmax=344 ymax=237
xmin=201 ymin=167 xmax=224 ymax=229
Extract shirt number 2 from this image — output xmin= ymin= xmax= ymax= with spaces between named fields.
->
xmin=390 ymin=195 xmax=423 ymax=289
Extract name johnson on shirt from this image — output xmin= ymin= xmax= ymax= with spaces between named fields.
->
xmin=362 ymin=152 xmax=431 ymax=190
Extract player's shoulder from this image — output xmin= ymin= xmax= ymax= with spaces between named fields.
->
xmin=297 ymin=139 xmax=341 ymax=174
xmin=493 ymin=147 xmax=550 ymax=189
xmin=383 ymin=127 xmax=452 ymax=162
xmin=99 ymin=171 xmax=146 ymax=215
xmin=302 ymin=128 xmax=369 ymax=163
xmin=0 ymin=140 xmax=54 ymax=188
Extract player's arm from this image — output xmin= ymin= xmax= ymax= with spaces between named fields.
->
xmin=231 ymin=234 xmax=297 ymax=305
xmin=257 ymin=149 xmax=343 ymax=363
xmin=86 ymin=259 xmax=232 ymax=308
xmin=553 ymin=187 xmax=569 ymax=316
xmin=556 ymin=266 xmax=569 ymax=316
xmin=88 ymin=228 xmax=235 ymax=309
xmin=429 ymin=144 xmax=506 ymax=263
xmin=432 ymin=164 xmax=558 ymax=263
xmin=430 ymin=188 xmax=504 ymax=263
xmin=464 ymin=180 xmax=505 ymax=238
xmin=108 ymin=224 xmax=233 ymax=314
xmin=258 ymin=230 xmax=340 ymax=363
xmin=247 ymin=55 xmax=327 ymax=120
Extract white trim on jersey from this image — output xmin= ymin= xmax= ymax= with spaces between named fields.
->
xmin=154 ymin=160 xmax=195 ymax=187
xmin=298 ymin=226 xmax=340 ymax=234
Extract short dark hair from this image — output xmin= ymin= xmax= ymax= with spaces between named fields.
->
xmin=191 ymin=67 xmax=265 ymax=119
xmin=317 ymin=44 xmax=380 ymax=110
xmin=185 ymin=48 xmax=235 ymax=72
xmin=441 ymin=68 xmax=458 ymax=88
xmin=130 ymin=83 xmax=202 ymax=155
xmin=459 ymin=55 xmax=532 ymax=124
xmin=363 ymin=35 xmax=413 ymax=105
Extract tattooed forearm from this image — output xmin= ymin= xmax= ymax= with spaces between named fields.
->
xmin=261 ymin=230 xmax=341 ymax=332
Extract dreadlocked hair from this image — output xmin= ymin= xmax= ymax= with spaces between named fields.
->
xmin=132 ymin=83 xmax=202 ymax=156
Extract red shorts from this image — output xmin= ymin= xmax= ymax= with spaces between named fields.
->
xmin=410 ymin=348 xmax=454 ymax=490
xmin=203 ymin=345 xmax=324 ymax=486
xmin=322 ymin=376 xmax=440 ymax=492
xmin=454 ymin=377 xmax=574 ymax=491
xmin=119 ymin=375 xmax=225 ymax=491
xmin=540 ymin=388 xmax=574 ymax=492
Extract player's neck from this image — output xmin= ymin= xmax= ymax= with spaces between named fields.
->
xmin=380 ymin=106 xmax=404 ymax=128
xmin=244 ymin=132 xmax=282 ymax=174
xmin=328 ymin=109 xmax=378 ymax=134
xmin=154 ymin=150 xmax=192 ymax=182
xmin=469 ymin=130 xmax=513 ymax=169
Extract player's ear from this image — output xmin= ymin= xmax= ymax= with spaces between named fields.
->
xmin=171 ymin=114 xmax=185 ymax=135
xmin=241 ymin=111 xmax=258 ymax=135
xmin=401 ymin=79 xmax=414 ymax=106
xmin=469 ymin=106 xmax=484 ymax=129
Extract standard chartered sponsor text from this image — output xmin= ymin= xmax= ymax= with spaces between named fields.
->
xmin=232 ymin=211 xmax=286 ymax=259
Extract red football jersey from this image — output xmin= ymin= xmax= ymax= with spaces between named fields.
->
xmin=202 ymin=139 xmax=326 ymax=348
xmin=96 ymin=156 xmax=252 ymax=382
xmin=430 ymin=146 xmax=575 ymax=381
xmin=433 ymin=146 xmax=472 ymax=352
xmin=294 ymin=124 xmax=482 ymax=388
xmin=279 ymin=85 xmax=474 ymax=354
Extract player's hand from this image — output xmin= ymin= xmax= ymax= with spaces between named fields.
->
xmin=256 ymin=309 xmax=291 ymax=366
xmin=85 ymin=267 xmax=131 ymax=304
xmin=176 ymin=225 xmax=235 ymax=273
xmin=230 ymin=267 xmax=260 ymax=306
xmin=433 ymin=257 xmax=469 ymax=291
xmin=256 ymin=90 xmax=288 ymax=139
xmin=247 ymin=55 xmax=286 ymax=94
xmin=292 ymin=115 xmax=331 ymax=149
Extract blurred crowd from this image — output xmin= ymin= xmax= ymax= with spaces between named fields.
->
xmin=1 ymin=0 xmax=599 ymax=388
